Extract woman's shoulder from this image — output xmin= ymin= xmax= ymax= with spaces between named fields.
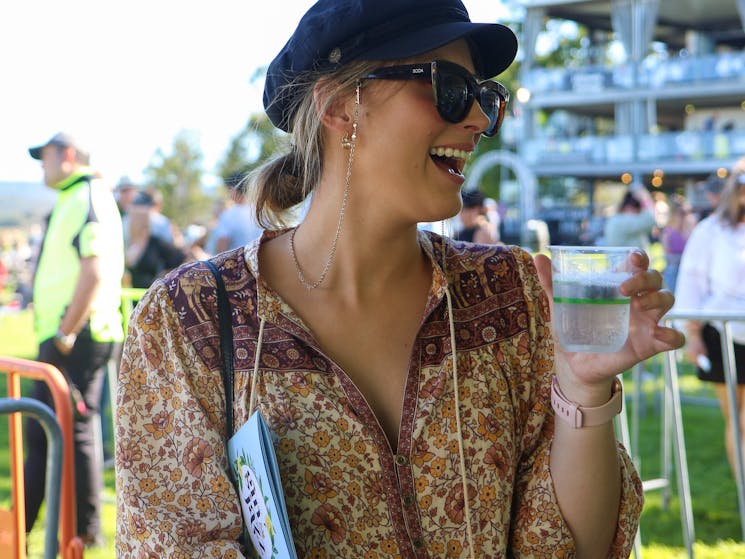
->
xmin=424 ymin=231 xmax=536 ymax=293
xmin=156 ymin=247 xmax=257 ymax=315
xmin=425 ymin=233 xmax=549 ymax=338
xmin=443 ymin=235 xmax=530 ymax=270
xmin=164 ymin=246 xmax=251 ymax=278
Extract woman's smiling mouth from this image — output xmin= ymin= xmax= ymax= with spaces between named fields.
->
xmin=429 ymin=147 xmax=471 ymax=177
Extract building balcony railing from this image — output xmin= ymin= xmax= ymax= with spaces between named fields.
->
xmin=521 ymin=130 xmax=745 ymax=171
xmin=523 ymin=50 xmax=745 ymax=96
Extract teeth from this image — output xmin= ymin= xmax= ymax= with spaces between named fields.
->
xmin=429 ymin=147 xmax=471 ymax=160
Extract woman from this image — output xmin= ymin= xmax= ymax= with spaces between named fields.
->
xmin=675 ymin=159 xmax=745 ymax=477
xmin=661 ymin=194 xmax=696 ymax=292
xmin=124 ymin=191 xmax=187 ymax=288
xmin=115 ymin=1 xmax=683 ymax=557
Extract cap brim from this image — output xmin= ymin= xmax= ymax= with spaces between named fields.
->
xmin=28 ymin=145 xmax=44 ymax=160
xmin=359 ymin=21 xmax=517 ymax=78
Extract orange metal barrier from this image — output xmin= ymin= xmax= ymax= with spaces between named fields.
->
xmin=0 ymin=397 xmax=64 ymax=559
xmin=0 ymin=356 xmax=84 ymax=559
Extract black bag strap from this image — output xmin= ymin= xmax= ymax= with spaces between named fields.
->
xmin=205 ymin=260 xmax=235 ymax=440
xmin=205 ymin=260 xmax=249 ymax=547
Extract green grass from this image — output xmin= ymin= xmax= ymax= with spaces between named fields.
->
xmin=2 ymin=310 xmax=745 ymax=558
xmin=0 ymin=308 xmax=37 ymax=360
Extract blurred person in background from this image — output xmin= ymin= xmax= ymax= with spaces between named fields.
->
xmin=25 ymin=132 xmax=124 ymax=547
xmin=209 ymin=172 xmax=263 ymax=253
xmin=114 ymin=175 xmax=138 ymax=217
xmin=146 ymin=188 xmax=174 ymax=243
xmin=699 ymin=173 xmax=726 ymax=220
xmin=124 ymin=191 xmax=187 ymax=289
xmin=453 ymin=189 xmax=498 ymax=243
xmin=116 ymin=175 xmax=139 ymax=248
xmin=660 ymin=194 xmax=696 ymax=292
xmin=603 ymin=181 xmax=656 ymax=250
xmin=483 ymin=196 xmax=501 ymax=243
xmin=651 ymin=191 xmax=669 ymax=244
xmin=675 ymin=157 xmax=745 ymax=478
xmin=525 ymin=218 xmax=550 ymax=254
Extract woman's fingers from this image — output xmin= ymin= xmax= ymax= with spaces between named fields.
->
xmin=652 ymin=322 xmax=686 ymax=350
xmin=632 ymin=287 xmax=675 ymax=316
xmin=621 ymin=267 xmax=663 ymax=297
xmin=627 ymin=248 xmax=649 ymax=272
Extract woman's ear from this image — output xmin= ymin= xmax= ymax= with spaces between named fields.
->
xmin=313 ymin=79 xmax=354 ymax=136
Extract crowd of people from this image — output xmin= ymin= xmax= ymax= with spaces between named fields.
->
xmin=2 ymin=169 xmax=262 ymax=300
xmin=114 ymin=174 xmax=262 ymax=289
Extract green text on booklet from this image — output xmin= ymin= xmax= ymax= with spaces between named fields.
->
xmin=228 ymin=410 xmax=297 ymax=559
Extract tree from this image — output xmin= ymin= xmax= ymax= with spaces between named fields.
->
xmin=144 ymin=130 xmax=213 ymax=227
xmin=534 ymin=19 xmax=588 ymax=68
xmin=217 ymin=66 xmax=288 ymax=185
xmin=218 ymin=110 xmax=287 ymax=185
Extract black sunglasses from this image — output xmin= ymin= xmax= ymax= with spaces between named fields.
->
xmin=363 ymin=60 xmax=509 ymax=137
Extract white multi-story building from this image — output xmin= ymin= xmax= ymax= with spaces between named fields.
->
xmin=513 ymin=0 xmax=745 ymax=243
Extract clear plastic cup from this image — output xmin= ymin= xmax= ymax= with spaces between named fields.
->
xmin=549 ymin=245 xmax=635 ymax=353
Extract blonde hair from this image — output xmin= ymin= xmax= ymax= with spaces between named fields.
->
xmin=248 ymin=60 xmax=382 ymax=229
xmin=716 ymin=156 xmax=745 ymax=227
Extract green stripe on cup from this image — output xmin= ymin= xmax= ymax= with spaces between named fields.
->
xmin=553 ymin=297 xmax=629 ymax=305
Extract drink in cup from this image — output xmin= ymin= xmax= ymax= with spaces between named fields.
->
xmin=548 ymin=245 xmax=635 ymax=353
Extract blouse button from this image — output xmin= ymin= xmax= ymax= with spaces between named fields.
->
xmin=412 ymin=537 xmax=424 ymax=548
xmin=402 ymin=494 xmax=415 ymax=506
xmin=395 ymin=454 xmax=409 ymax=466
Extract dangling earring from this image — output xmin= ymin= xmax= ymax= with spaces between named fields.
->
xmin=340 ymin=83 xmax=360 ymax=150
xmin=291 ymin=81 xmax=360 ymax=290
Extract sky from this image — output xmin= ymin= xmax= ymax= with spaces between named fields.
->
xmin=1 ymin=1 xmax=512 ymax=187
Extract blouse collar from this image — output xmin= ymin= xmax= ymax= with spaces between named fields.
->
xmin=243 ymin=228 xmax=450 ymax=330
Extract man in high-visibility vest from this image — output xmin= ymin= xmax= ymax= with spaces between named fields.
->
xmin=25 ymin=132 xmax=124 ymax=547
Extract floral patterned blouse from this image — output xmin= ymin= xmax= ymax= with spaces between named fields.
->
xmin=115 ymin=230 xmax=642 ymax=558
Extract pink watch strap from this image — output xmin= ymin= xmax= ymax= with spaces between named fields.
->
xmin=551 ymin=376 xmax=623 ymax=428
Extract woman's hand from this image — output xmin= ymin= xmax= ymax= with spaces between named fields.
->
xmin=535 ymin=249 xmax=685 ymax=404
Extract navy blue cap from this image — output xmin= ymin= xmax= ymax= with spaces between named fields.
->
xmin=264 ymin=0 xmax=518 ymax=132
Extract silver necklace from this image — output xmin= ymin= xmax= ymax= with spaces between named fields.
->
xmin=289 ymin=83 xmax=360 ymax=290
